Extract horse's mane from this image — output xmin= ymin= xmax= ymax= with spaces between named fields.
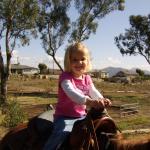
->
xmin=110 ymin=135 xmax=150 ymax=150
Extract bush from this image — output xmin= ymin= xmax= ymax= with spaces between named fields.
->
xmin=2 ymin=100 xmax=27 ymax=127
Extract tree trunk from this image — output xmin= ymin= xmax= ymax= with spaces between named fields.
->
xmin=0 ymin=25 xmax=12 ymax=104
xmin=0 ymin=50 xmax=10 ymax=104
xmin=0 ymin=72 xmax=8 ymax=104
xmin=0 ymin=55 xmax=8 ymax=104
xmin=53 ymin=56 xmax=63 ymax=72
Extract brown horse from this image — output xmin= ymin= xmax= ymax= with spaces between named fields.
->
xmin=1 ymin=109 xmax=150 ymax=150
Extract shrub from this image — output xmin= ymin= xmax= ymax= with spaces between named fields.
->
xmin=2 ymin=100 xmax=27 ymax=127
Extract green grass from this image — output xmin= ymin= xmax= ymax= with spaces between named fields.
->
xmin=16 ymin=96 xmax=57 ymax=106
xmin=116 ymin=116 xmax=150 ymax=130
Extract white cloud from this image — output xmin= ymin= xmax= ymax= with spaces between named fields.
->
xmin=46 ymin=55 xmax=63 ymax=62
xmin=12 ymin=50 xmax=19 ymax=57
xmin=13 ymin=54 xmax=64 ymax=69
xmin=2 ymin=51 xmax=6 ymax=56
xmin=131 ymin=64 xmax=150 ymax=71
xmin=107 ymin=57 xmax=121 ymax=65
xmin=43 ymin=55 xmax=64 ymax=69
xmin=92 ymin=56 xmax=122 ymax=70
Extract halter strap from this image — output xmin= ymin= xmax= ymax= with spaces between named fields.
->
xmin=85 ymin=114 xmax=99 ymax=150
xmin=100 ymin=132 xmax=113 ymax=150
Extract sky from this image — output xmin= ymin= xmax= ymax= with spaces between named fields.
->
xmin=5 ymin=0 xmax=150 ymax=71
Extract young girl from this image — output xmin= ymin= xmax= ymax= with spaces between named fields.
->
xmin=43 ymin=42 xmax=111 ymax=150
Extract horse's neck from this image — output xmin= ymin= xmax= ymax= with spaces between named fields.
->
xmin=113 ymin=139 xmax=150 ymax=150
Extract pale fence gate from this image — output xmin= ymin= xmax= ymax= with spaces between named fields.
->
xmin=120 ymin=103 xmax=139 ymax=117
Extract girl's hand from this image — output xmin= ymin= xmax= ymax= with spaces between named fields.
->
xmin=86 ymin=98 xmax=105 ymax=109
xmin=102 ymin=98 xmax=112 ymax=107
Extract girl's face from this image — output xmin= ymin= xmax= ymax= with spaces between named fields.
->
xmin=70 ymin=50 xmax=89 ymax=78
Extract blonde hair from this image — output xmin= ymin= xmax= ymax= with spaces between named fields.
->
xmin=64 ymin=42 xmax=92 ymax=72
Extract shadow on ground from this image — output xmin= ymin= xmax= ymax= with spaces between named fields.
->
xmin=12 ymin=92 xmax=58 ymax=98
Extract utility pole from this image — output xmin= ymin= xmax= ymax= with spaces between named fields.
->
xmin=17 ymin=56 xmax=20 ymax=65
xmin=53 ymin=59 xmax=54 ymax=75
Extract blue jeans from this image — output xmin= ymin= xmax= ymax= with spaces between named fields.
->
xmin=43 ymin=116 xmax=85 ymax=150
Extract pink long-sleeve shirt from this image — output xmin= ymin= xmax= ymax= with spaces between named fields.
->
xmin=54 ymin=72 xmax=103 ymax=119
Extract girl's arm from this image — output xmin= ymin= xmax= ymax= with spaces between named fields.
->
xmin=89 ymin=83 xmax=103 ymax=99
xmin=61 ymin=80 xmax=90 ymax=104
xmin=89 ymin=83 xmax=112 ymax=107
xmin=61 ymin=79 xmax=110 ymax=108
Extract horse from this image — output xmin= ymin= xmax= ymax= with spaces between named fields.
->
xmin=1 ymin=108 xmax=150 ymax=150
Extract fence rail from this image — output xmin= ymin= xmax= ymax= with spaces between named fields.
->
xmin=120 ymin=103 xmax=139 ymax=117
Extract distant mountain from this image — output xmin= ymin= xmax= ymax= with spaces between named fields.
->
xmin=129 ymin=68 xmax=150 ymax=75
xmin=101 ymin=67 xmax=128 ymax=77
xmin=101 ymin=67 xmax=150 ymax=77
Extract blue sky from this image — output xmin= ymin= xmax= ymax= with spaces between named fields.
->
xmin=9 ymin=0 xmax=150 ymax=71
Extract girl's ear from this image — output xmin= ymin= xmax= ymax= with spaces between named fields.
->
xmin=86 ymin=59 xmax=90 ymax=71
xmin=87 ymin=59 xmax=92 ymax=71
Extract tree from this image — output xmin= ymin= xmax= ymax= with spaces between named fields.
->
xmin=37 ymin=0 xmax=125 ymax=71
xmin=115 ymin=15 xmax=150 ymax=64
xmin=37 ymin=0 xmax=71 ymax=71
xmin=38 ymin=63 xmax=47 ymax=74
xmin=0 ymin=0 xmax=39 ymax=104
xmin=136 ymin=68 xmax=144 ymax=76
xmin=70 ymin=0 xmax=125 ymax=42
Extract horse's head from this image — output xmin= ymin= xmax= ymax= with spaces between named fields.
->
xmin=94 ymin=117 xmax=122 ymax=150
xmin=69 ymin=108 xmax=121 ymax=150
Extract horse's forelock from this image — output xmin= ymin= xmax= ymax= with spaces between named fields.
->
xmin=94 ymin=117 xmax=119 ymax=134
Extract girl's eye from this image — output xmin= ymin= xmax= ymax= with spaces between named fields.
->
xmin=72 ymin=58 xmax=78 ymax=62
xmin=71 ymin=57 xmax=87 ymax=62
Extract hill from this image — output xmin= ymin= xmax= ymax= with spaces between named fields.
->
xmin=101 ymin=67 xmax=150 ymax=77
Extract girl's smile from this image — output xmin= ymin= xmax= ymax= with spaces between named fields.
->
xmin=70 ymin=51 xmax=88 ymax=78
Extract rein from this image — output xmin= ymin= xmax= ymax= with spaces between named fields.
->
xmin=99 ymin=132 xmax=116 ymax=150
xmin=84 ymin=113 xmax=99 ymax=150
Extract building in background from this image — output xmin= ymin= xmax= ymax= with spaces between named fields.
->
xmin=11 ymin=63 xmax=39 ymax=75
xmin=91 ymin=70 xmax=109 ymax=79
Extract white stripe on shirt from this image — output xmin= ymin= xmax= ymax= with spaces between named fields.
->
xmin=61 ymin=80 xmax=103 ymax=104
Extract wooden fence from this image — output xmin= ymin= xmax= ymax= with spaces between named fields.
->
xmin=120 ymin=103 xmax=139 ymax=117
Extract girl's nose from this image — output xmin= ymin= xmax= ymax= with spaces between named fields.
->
xmin=79 ymin=60 xmax=83 ymax=64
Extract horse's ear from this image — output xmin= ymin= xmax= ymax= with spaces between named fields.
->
xmin=95 ymin=117 xmax=119 ymax=134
